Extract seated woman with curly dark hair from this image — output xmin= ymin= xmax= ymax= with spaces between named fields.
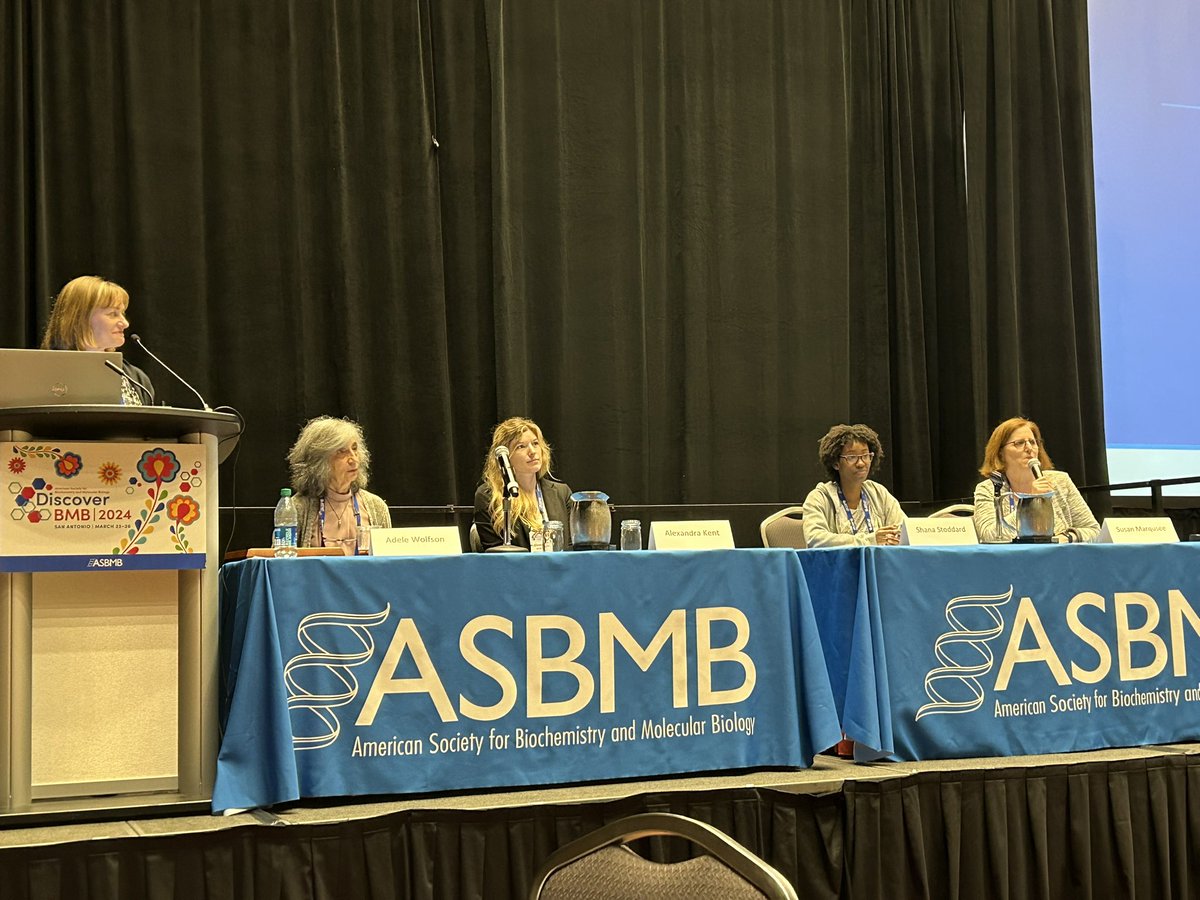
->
xmin=801 ymin=423 xmax=905 ymax=547
xmin=287 ymin=416 xmax=391 ymax=553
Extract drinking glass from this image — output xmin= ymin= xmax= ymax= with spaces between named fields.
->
xmin=530 ymin=525 xmax=547 ymax=552
xmin=356 ymin=525 xmax=372 ymax=556
xmin=620 ymin=520 xmax=642 ymax=551
xmin=545 ymin=520 xmax=565 ymax=552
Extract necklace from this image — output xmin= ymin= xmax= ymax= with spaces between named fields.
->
xmin=326 ymin=495 xmax=351 ymax=526
xmin=318 ymin=493 xmax=362 ymax=553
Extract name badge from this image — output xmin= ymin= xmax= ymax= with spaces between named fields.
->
xmin=370 ymin=526 xmax=463 ymax=556
xmin=900 ymin=517 xmax=978 ymax=546
xmin=648 ymin=520 xmax=735 ymax=550
xmin=1096 ymin=517 xmax=1178 ymax=544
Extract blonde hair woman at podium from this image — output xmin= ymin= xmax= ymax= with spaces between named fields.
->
xmin=802 ymin=423 xmax=905 ymax=547
xmin=973 ymin=416 xmax=1099 ymax=544
xmin=287 ymin=416 xmax=392 ymax=553
xmin=41 ymin=274 xmax=156 ymax=405
xmin=473 ymin=417 xmax=573 ymax=551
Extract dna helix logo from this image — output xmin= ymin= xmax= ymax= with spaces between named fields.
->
xmin=284 ymin=604 xmax=391 ymax=750
xmin=915 ymin=587 xmax=1013 ymax=720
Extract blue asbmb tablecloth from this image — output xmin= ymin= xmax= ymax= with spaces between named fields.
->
xmin=799 ymin=543 xmax=1200 ymax=761
xmin=213 ymin=548 xmax=841 ymax=812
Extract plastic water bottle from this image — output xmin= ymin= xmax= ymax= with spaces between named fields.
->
xmin=273 ymin=488 xmax=299 ymax=558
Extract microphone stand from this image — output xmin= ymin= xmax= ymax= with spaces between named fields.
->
xmin=993 ymin=477 xmax=1005 ymax=541
xmin=990 ymin=472 xmax=1014 ymax=544
xmin=486 ymin=487 xmax=527 ymax=553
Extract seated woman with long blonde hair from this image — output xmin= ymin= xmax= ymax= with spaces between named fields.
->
xmin=472 ymin=417 xmax=573 ymax=551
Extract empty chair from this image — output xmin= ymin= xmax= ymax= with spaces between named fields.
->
xmin=760 ymin=506 xmax=806 ymax=549
xmin=529 ymin=812 xmax=798 ymax=900
xmin=929 ymin=503 xmax=974 ymax=518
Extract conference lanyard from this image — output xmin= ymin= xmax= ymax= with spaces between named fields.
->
xmin=319 ymin=492 xmax=362 ymax=553
xmin=836 ymin=483 xmax=874 ymax=535
xmin=535 ymin=483 xmax=548 ymax=526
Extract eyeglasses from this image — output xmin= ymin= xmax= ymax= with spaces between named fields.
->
xmin=839 ymin=453 xmax=874 ymax=464
xmin=1006 ymin=439 xmax=1038 ymax=450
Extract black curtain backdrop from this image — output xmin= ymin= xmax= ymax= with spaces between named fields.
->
xmin=1 ymin=0 xmax=1107 ymax=516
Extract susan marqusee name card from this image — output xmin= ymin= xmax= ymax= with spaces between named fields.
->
xmin=1096 ymin=517 xmax=1178 ymax=544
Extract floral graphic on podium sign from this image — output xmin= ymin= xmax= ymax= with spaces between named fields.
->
xmin=4 ymin=441 xmax=206 ymax=562
xmin=115 ymin=447 xmax=198 ymax=555
xmin=8 ymin=444 xmax=83 ymax=527
xmin=9 ymin=444 xmax=84 ymax=479
xmin=167 ymin=494 xmax=201 ymax=553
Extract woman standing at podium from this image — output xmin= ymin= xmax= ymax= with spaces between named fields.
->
xmin=287 ymin=416 xmax=392 ymax=553
xmin=973 ymin=416 xmax=1100 ymax=543
xmin=473 ymin=417 xmax=573 ymax=551
xmin=802 ymin=423 xmax=905 ymax=547
xmin=41 ymin=275 xmax=156 ymax=405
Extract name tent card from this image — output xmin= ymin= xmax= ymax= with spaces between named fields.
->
xmin=648 ymin=520 xmax=735 ymax=550
xmin=900 ymin=517 xmax=978 ymax=546
xmin=370 ymin=526 xmax=463 ymax=556
xmin=1096 ymin=517 xmax=1179 ymax=544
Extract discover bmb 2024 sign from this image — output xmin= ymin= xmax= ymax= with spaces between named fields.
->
xmin=2 ymin=441 xmax=206 ymax=571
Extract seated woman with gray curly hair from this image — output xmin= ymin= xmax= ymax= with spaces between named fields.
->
xmin=287 ymin=416 xmax=392 ymax=553
xmin=802 ymin=423 xmax=905 ymax=547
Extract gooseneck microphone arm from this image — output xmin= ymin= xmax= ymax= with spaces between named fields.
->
xmin=104 ymin=359 xmax=154 ymax=403
xmin=129 ymin=334 xmax=212 ymax=411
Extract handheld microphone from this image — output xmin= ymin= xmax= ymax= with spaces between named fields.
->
xmin=495 ymin=446 xmax=520 ymax=498
xmin=1028 ymin=457 xmax=1044 ymax=481
xmin=129 ymin=334 xmax=212 ymax=411
xmin=103 ymin=359 xmax=153 ymax=403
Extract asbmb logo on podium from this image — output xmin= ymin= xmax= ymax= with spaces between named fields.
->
xmin=3 ymin=441 xmax=206 ymax=570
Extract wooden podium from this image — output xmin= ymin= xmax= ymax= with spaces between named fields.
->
xmin=0 ymin=405 xmax=240 ymax=819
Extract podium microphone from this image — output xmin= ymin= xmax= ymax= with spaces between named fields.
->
xmin=129 ymin=334 xmax=212 ymax=411
xmin=103 ymin=359 xmax=154 ymax=404
xmin=495 ymin=446 xmax=520 ymax=498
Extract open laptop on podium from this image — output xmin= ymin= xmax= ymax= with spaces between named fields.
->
xmin=0 ymin=348 xmax=125 ymax=406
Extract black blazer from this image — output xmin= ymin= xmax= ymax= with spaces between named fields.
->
xmin=123 ymin=361 xmax=157 ymax=405
xmin=473 ymin=477 xmax=573 ymax=551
